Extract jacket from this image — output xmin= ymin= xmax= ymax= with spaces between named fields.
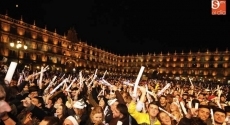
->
xmin=128 ymin=101 xmax=161 ymax=125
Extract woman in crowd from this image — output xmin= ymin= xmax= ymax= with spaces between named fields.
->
xmin=55 ymin=103 xmax=68 ymax=124
xmin=158 ymin=111 xmax=177 ymax=125
xmin=170 ymin=102 xmax=182 ymax=122
xmin=86 ymin=106 xmax=104 ymax=125
xmin=1 ymin=64 xmax=230 ymax=125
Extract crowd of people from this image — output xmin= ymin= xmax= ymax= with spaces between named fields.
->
xmin=0 ymin=63 xmax=230 ymax=125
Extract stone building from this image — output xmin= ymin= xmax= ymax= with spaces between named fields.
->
xmin=0 ymin=13 xmax=229 ymax=83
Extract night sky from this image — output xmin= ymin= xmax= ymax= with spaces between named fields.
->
xmin=0 ymin=0 xmax=229 ymax=55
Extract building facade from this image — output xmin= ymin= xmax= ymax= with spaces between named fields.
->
xmin=0 ymin=14 xmax=229 ymax=83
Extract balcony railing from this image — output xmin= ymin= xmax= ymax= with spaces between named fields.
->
xmin=0 ymin=14 xmax=66 ymax=39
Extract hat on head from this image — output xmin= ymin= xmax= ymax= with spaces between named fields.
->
xmin=73 ymin=98 xmax=87 ymax=109
xmin=108 ymin=98 xmax=117 ymax=106
xmin=66 ymin=116 xmax=79 ymax=125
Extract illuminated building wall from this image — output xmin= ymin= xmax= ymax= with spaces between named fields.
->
xmin=0 ymin=14 xmax=229 ymax=82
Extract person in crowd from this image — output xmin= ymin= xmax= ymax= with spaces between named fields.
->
xmin=63 ymin=116 xmax=78 ymax=125
xmin=1 ymin=64 xmax=230 ymax=125
xmin=0 ymin=84 xmax=17 ymax=125
xmin=213 ymin=108 xmax=226 ymax=125
xmin=86 ymin=106 xmax=104 ymax=125
xmin=169 ymin=102 xmax=182 ymax=122
xmin=39 ymin=116 xmax=60 ymax=125
xmin=158 ymin=95 xmax=171 ymax=112
xmin=55 ymin=103 xmax=68 ymax=124
xmin=110 ymin=103 xmax=138 ymax=125
xmin=158 ymin=112 xmax=177 ymax=125
xmin=128 ymin=86 xmax=161 ymax=125
xmin=178 ymin=105 xmax=210 ymax=125
xmin=69 ymin=98 xmax=88 ymax=125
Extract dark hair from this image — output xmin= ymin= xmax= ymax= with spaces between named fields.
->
xmin=28 ymin=86 xmax=39 ymax=93
xmin=42 ymin=116 xmax=61 ymax=125
xmin=158 ymin=111 xmax=176 ymax=125
xmin=214 ymin=108 xmax=226 ymax=115
xmin=57 ymin=104 xmax=69 ymax=124
xmin=159 ymin=95 xmax=167 ymax=100
xmin=148 ymin=101 xmax=159 ymax=108
xmin=59 ymin=103 xmax=69 ymax=118
xmin=116 ymin=103 xmax=129 ymax=117
xmin=199 ymin=105 xmax=210 ymax=110
xmin=34 ymin=96 xmax=45 ymax=108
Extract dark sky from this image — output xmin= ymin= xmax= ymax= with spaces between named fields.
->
xmin=0 ymin=0 xmax=229 ymax=55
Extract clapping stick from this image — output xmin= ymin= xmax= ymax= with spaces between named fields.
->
xmin=32 ymin=65 xmax=49 ymax=77
xmin=44 ymin=76 xmax=57 ymax=94
xmin=159 ymin=107 xmax=177 ymax=120
xmin=50 ymin=78 xmax=68 ymax=95
xmin=123 ymin=81 xmax=154 ymax=96
xmin=88 ymin=69 xmax=98 ymax=87
xmin=133 ymin=66 xmax=145 ymax=96
xmin=65 ymin=77 xmax=77 ymax=92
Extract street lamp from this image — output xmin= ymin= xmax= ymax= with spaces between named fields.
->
xmin=10 ymin=40 xmax=28 ymax=63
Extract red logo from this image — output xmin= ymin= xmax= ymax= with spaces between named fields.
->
xmin=212 ymin=0 xmax=226 ymax=15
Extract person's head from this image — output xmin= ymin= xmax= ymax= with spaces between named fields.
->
xmin=54 ymin=92 xmax=66 ymax=105
xmin=63 ymin=116 xmax=78 ymax=125
xmin=198 ymin=105 xmax=210 ymax=121
xmin=182 ymin=93 xmax=188 ymax=100
xmin=170 ymin=102 xmax=179 ymax=112
xmin=28 ymin=86 xmax=39 ymax=98
xmin=23 ymin=84 xmax=29 ymax=92
xmin=113 ymin=103 xmax=128 ymax=119
xmin=71 ymin=87 xmax=78 ymax=97
xmin=166 ymin=94 xmax=173 ymax=104
xmin=73 ymin=108 xmax=84 ymax=117
xmin=220 ymin=95 xmax=226 ymax=103
xmin=159 ymin=95 xmax=167 ymax=105
xmin=158 ymin=112 xmax=172 ymax=125
xmin=214 ymin=108 xmax=226 ymax=125
xmin=32 ymin=96 xmax=44 ymax=108
xmin=198 ymin=93 xmax=204 ymax=101
xmin=8 ymin=86 xmax=19 ymax=98
xmin=148 ymin=101 xmax=159 ymax=118
xmin=98 ymin=98 xmax=105 ymax=108
xmin=39 ymin=116 xmax=60 ymax=125
xmin=124 ymin=94 xmax=132 ymax=104
xmin=56 ymin=104 xmax=68 ymax=118
xmin=73 ymin=99 xmax=87 ymax=116
xmin=0 ymin=84 xmax=11 ymax=118
xmin=173 ymin=90 xmax=178 ymax=96
xmin=90 ymin=106 xmax=104 ymax=124
xmin=47 ymin=99 xmax=54 ymax=106
xmin=121 ymin=92 xmax=128 ymax=100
